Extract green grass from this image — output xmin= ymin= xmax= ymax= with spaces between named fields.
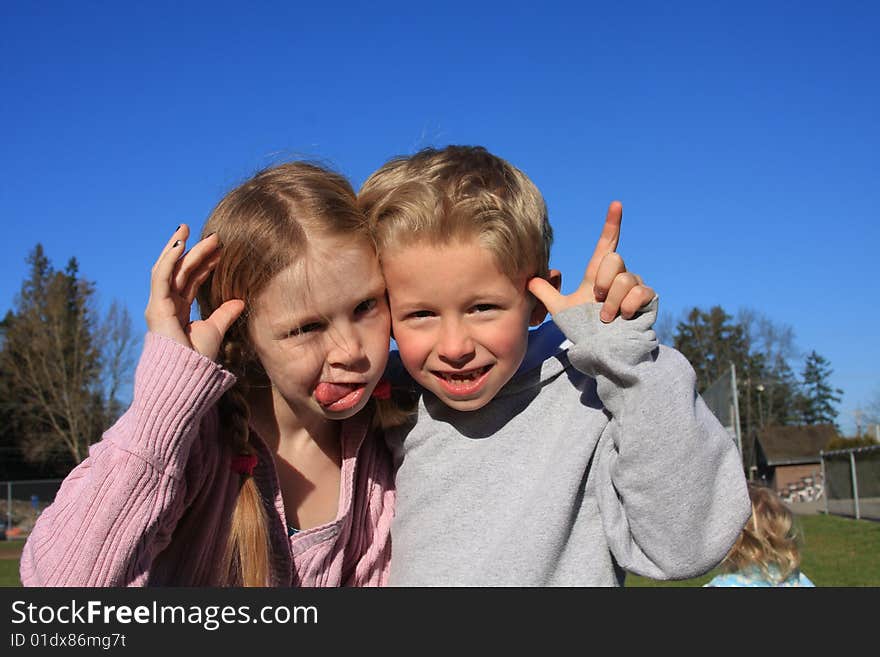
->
xmin=626 ymin=514 xmax=880 ymax=587
xmin=2 ymin=514 xmax=877 ymax=587
xmin=0 ymin=560 xmax=21 ymax=587
xmin=0 ymin=541 xmax=24 ymax=587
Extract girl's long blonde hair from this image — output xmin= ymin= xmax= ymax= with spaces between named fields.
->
xmin=720 ymin=482 xmax=804 ymax=582
xmin=196 ymin=161 xmax=385 ymax=586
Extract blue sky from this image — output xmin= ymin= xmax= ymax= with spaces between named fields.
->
xmin=1 ymin=1 xmax=877 ymax=434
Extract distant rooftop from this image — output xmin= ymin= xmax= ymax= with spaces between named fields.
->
xmin=756 ymin=424 xmax=837 ymax=466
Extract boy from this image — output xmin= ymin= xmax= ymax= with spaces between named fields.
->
xmin=359 ymin=145 xmax=750 ymax=586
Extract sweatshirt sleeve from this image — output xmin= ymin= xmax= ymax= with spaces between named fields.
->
xmin=19 ymin=333 xmax=236 ymax=587
xmin=553 ymin=297 xmax=751 ymax=580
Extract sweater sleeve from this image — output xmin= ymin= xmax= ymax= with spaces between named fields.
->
xmin=19 ymin=333 xmax=236 ymax=587
xmin=553 ymin=297 xmax=751 ymax=580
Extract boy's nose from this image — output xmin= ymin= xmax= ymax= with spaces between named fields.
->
xmin=437 ymin=321 xmax=475 ymax=366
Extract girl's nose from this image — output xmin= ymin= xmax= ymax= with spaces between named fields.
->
xmin=326 ymin=324 xmax=368 ymax=368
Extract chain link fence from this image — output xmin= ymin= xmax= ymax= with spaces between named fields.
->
xmin=821 ymin=445 xmax=880 ymax=521
xmin=1 ymin=479 xmax=64 ymax=540
xmin=701 ymin=364 xmax=742 ymax=455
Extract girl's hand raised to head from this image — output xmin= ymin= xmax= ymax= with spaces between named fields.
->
xmin=145 ymin=225 xmax=245 ymax=360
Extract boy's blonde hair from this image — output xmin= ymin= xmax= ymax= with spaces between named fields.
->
xmin=197 ymin=161 xmax=396 ymax=585
xmin=358 ymin=145 xmax=553 ymax=281
xmin=720 ymin=482 xmax=804 ymax=582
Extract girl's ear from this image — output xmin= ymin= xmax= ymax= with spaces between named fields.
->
xmin=529 ymin=269 xmax=562 ymax=326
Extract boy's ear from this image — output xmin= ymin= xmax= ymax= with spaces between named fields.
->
xmin=529 ymin=269 xmax=562 ymax=326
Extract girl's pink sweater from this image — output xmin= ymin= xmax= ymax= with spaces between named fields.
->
xmin=20 ymin=333 xmax=395 ymax=587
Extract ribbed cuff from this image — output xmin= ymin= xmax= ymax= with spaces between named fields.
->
xmin=127 ymin=333 xmax=236 ymax=474
xmin=554 ymin=296 xmax=659 ymax=377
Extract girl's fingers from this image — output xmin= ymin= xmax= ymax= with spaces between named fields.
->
xmin=145 ymin=225 xmax=191 ymax=340
xmin=592 ymin=252 xmax=626 ymax=302
xmin=172 ymin=233 xmax=221 ymax=294
xmin=150 ymin=225 xmax=189 ymax=298
xmin=181 ymin=249 xmax=222 ymax=305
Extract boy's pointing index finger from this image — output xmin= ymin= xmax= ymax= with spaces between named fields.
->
xmin=584 ymin=201 xmax=622 ymax=284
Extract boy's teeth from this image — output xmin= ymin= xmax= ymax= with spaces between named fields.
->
xmin=442 ymin=367 xmax=486 ymax=381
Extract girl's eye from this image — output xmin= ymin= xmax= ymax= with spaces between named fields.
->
xmin=407 ymin=310 xmax=435 ymax=320
xmin=471 ymin=304 xmax=497 ymax=313
xmin=355 ymin=298 xmax=377 ymax=315
xmin=287 ymin=322 xmax=323 ymax=338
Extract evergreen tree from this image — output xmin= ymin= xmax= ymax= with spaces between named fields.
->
xmin=674 ymin=306 xmax=750 ymax=392
xmin=798 ymin=350 xmax=843 ymax=427
xmin=675 ymin=307 xmax=756 ymax=463
xmin=761 ymin=354 xmax=801 ymax=427
xmin=672 ymin=305 xmax=813 ymax=476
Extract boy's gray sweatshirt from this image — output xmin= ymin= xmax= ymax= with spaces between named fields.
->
xmin=385 ymin=298 xmax=751 ymax=586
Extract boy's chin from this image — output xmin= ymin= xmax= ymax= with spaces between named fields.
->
xmin=428 ymin=387 xmax=497 ymax=412
xmin=441 ymin=397 xmax=493 ymax=412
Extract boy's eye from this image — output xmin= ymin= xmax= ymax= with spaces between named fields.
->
xmin=355 ymin=298 xmax=378 ymax=315
xmin=471 ymin=304 xmax=498 ymax=313
xmin=287 ymin=322 xmax=323 ymax=338
xmin=406 ymin=310 xmax=435 ymax=320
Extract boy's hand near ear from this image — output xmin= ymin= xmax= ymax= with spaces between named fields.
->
xmin=528 ymin=201 xmax=655 ymax=323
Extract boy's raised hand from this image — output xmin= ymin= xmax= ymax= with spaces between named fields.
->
xmin=528 ymin=201 xmax=655 ymax=323
xmin=145 ymin=225 xmax=245 ymax=360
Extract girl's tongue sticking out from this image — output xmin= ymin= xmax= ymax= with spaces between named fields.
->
xmin=314 ymin=381 xmax=366 ymax=411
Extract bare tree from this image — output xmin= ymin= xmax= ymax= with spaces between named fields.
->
xmin=736 ymin=308 xmax=801 ymax=426
xmin=98 ymin=300 xmax=137 ymax=426
xmin=0 ymin=246 xmax=136 ymax=470
xmin=865 ymin=387 xmax=880 ymax=425
xmin=737 ymin=307 xmax=799 ymax=365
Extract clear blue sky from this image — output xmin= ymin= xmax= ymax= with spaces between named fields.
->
xmin=2 ymin=1 xmax=877 ymax=434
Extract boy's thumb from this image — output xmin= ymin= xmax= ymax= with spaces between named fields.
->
xmin=527 ymin=277 xmax=562 ymax=316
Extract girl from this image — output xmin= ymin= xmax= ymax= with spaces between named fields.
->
xmin=20 ymin=162 xmax=396 ymax=586
xmin=704 ymin=482 xmax=815 ymax=587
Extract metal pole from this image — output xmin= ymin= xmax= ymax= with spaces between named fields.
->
xmin=6 ymin=481 xmax=11 ymax=532
xmin=850 ymin=450 xmax=860 ymax=520
xmin=731 ymin=364 xmax=743 ymax=458
xmin=745 ymin=377 xmax=752 ymax=450
xmin=820 ymin=451 xmax=828 ymax=516
xmin=757 ymin=387 xmax=764 ymax=429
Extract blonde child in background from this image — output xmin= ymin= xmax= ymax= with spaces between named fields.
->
xmin=21 ymin=162 xmax=396 ymax=586
xmin=359 ymin=145 xmax=751 ymax=586
xmin=705 ymin=482 xmax=815 ymax=587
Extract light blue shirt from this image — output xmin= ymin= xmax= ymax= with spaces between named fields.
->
xmin=705 ymin=566 xmax=815 ymax=587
